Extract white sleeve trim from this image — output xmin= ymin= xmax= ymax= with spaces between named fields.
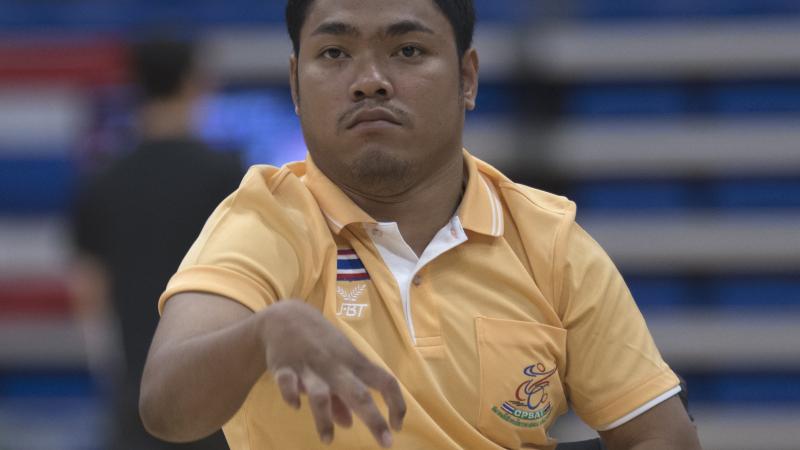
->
xmin=596 ymin=385 xmax=682 ymax=431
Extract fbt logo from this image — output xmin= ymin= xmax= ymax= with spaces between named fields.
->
xmin=336 ymin=285 xmax=368 ymax=319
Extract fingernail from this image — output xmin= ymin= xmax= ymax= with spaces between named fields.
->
xmin=322 ymin=433 xmax=332 ymax=445
xmin=381 ymin=430 xmax=393 ymax=448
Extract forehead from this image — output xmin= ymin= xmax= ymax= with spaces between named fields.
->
xmin=302 ymin=0 xmax=451 ymax=39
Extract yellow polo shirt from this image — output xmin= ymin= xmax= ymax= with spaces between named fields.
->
xmin=159 ymin=151 xmax=679 ymax=450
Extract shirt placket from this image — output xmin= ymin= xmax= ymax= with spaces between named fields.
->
xmin=368 ymin=217 xmax=468 ymax=346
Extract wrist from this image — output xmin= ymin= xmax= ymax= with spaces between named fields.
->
xmin=252 ymin=306 xmax=277 ymax=374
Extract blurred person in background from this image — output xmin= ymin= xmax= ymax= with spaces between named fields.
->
xmin=70 ymin=37 xmax=242 ymax=449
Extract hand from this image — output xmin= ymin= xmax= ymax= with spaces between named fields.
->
xmin=260 ymin=300 xmax=406 ymax=447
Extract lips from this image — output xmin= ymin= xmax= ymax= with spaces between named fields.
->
xmin=346 ymin=108 xmax=401 ymax=129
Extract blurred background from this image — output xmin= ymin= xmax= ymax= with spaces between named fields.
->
xmin=1 ymin=0 xmax=800 ymax=449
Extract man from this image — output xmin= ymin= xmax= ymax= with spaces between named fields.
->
xmin=139 ymin=1 xmax=702 ymax=449
xmin=72 ymin=38 xmax=240 ymax=449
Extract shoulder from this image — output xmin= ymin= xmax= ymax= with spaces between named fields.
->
xmin=226 ymin=164 xmax=297 ymax=209
xmin=236 ymin=163 xmax=306 ymax=200
xmin=176 ymin=163 xmax=328 ymax=271
xmin=497 ymin=181 xmax=581 ymax=281
xmin=499 ymin=182 xmax=576 ymax=221
xmin=173 ymin=163 xmax=330 ymax=303
xmin=474 ymin=157 xmax=581 ymax=308
xmin=474 ymin=157 xmax=577 ymax=229
xmin=223 ymin=163 xmax=328 ymax=235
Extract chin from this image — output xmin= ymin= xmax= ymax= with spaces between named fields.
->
xmin=347 ymin=145 xmax=415 ymax=194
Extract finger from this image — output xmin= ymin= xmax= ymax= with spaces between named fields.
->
xmin=333 ymin=370 xmax=392 ymax=448
xmin=331 ymin=394 xmax=353 ymax=428
xmin=274 ymin=367 xmax=301 ymax=409
xmin=356 ymin=361 xmax=407 ymax=432
xmin=302 ymin=368 xmax=334 ymax=445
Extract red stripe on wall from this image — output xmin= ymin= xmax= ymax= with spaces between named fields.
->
xmin=0 ymin=278 xmax=72 ymax=317
xmin=0 ymin=38 xmax=129 ymax=85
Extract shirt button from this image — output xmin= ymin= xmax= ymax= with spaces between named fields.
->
xmin=371 ymin=228 xmax=383 ymax=238
xmin=450 ymin=228 xmax=458 ymax=238
xmin=412 ymin=275 xmax=422 ymax=286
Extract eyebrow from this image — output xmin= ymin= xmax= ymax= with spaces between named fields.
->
xmin=311 ymin=21 xmax=361 ymax=38
xmin=310 ymin=19 xmax=435 ymax=39
xmin=384 ymin=20 xmax=435 ymax=38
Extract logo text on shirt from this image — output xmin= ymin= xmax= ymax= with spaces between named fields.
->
xmin=492 ymin=363 xmax=556 ymax=428
xmin=336 ymin=285 xmax=368 ymax=318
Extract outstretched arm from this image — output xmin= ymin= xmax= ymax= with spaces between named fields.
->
xmin=139 ymin=293 xmax=406 ymax=447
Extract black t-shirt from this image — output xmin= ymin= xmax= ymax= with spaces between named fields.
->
xmin=73 ymin=138 xmax=244 ymax=385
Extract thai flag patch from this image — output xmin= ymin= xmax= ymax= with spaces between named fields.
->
xmin=337 ymin=249 xmax=370 ymax=281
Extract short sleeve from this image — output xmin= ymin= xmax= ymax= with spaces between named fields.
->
xmin=158 ymin=168 xmax=312 ymax=314
xmin=557 ymin=222 xmax=679 ymax=430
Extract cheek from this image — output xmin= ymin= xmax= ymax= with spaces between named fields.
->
xmin=404 ymin=73 xmax=461 ymax=127
xmin=299 ymin=74 xmax=346 ymax=130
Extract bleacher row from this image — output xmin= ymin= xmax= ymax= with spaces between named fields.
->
xmin=1 ymin=1 xmax=799 ymax=449
xmin=1 ymin=0 xmax=800 ymax=28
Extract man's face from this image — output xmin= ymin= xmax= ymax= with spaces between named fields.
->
xmin=291 ymin=0 xmax=478 ymax=195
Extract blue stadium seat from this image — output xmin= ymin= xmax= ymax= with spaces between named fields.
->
xmin=570 ymin=181 xmax=694 ymax=210
xmin=710 ymin=276 xmax=800 ymax=309
xmin=711 ymin=82 xmax=800 ymax=115
xmin=627 ymin=275 xmax=800 ymax=310
xmin=565 ymin=84 xmax=688 ymax=117
xmin=710 ymin=178 xmax=800 ymax=208
xmin=571 ymin=178 xmax=800 ymax=211
xmin=683 ymin=373 xmax=800 ymax=405
xmin=0 ymin=158 xmax=75 ymax=214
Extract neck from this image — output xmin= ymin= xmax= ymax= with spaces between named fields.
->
xmin=139 ymin=97 xmax=195 ymax=140
xmin=341 ymin=152 xmax=465 ymax=256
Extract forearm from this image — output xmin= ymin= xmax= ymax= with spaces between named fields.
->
xmin=140 ymin=309 xmax=268 ymax=442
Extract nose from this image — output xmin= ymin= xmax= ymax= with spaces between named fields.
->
xmin=350 ymin=60 xmax=394 ymax=102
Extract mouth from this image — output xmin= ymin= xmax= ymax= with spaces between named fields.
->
xmin=346 ymin=108 xmax=402 ymax=130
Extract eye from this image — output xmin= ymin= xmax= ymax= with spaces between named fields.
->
xmin=322 ymin=48 xmax=346 ymax=59
xmin=398 ymin=45 xmax=422 ymax=58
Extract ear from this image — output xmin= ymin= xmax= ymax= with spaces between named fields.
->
xmin=289 ymin=54 xmax=300 ymax=115
xmin=461 ymin=48 xmax=479 ymax=111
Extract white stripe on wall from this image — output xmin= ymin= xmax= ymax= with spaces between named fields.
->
xmin=647 ymin=311 xmax=800 ymax=369
xmin=195 ymin=19 xmax=800 ymax=83
xmin=540 ymin=118 xmax=800 ymax=178
xmin=199 ymin=25 xmax=518 ymax=83
xmin=580 ymin=212 xmax=800 ymax=272
xmin=0 ymin=318 xmax=86 ymax=367
xmin=527 ymin=18 xmax=800 ymax=80
xmin=0 ymin=217 xmax=69 ymax=276
xmin=199 ymin=27 xmax=292 ymax=83
xmin=0 ymin=87 xmax=89 ymax=154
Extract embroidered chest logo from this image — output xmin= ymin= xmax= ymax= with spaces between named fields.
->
xmin=492 ymin=363 xmax=557 ymax=428
xmin=336 ymin=249 xmax=370 ymax=318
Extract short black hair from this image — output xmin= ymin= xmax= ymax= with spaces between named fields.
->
xmin=131 ymin=38 xmax=196 ymax=101
xmin=285 ymin=0 xmax=475 ymax=58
